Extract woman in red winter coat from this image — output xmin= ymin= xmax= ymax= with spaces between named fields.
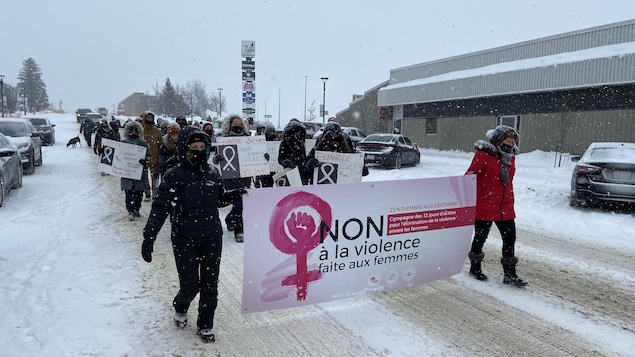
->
xmin=465 ymin=125 xmax=527 ymax=286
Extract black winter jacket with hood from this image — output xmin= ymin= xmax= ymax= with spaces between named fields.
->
xmin=143 ymin=126 xmax=236 ymax=244
xmin=278 ymin=120 xmax=310 ymax=184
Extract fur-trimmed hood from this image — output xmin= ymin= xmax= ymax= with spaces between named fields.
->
xmin=474 ymin=139 xmax=520 ymax=156
xmin=220 ymin=114 xmax=248 ymax=136
xmin=123 ymin=120 xmax=144 ymax=139
xmin=282 ymin=120 xmax=306 ymax=142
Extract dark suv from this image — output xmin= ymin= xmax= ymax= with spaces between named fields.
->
xmin=76 ymin=108 xmax=92 ymax=123
xmin=26 ymin=117 xmax=56 ymax=145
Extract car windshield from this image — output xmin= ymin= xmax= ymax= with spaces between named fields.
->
xmin=86 ymin=114 xmax=102 ymax=119
xmin=29 ymin=118 xmax=48 ymax=125
xmin=365 ymin=135 xmax=395 ymax=143
xmin=589 ymin=147 xmax=635 ymax=163
xmin=0 ymin=122 xmax=27 ymax=137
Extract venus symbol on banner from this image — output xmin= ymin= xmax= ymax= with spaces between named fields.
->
xmin=268 ymin=192 xmax=332 ymax=301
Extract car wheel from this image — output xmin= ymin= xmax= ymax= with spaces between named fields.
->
xmin=393 ymin=153 xmax=402 ymax=169
xmin=25 ymin=154 xmax=35 ymax=175
xmin=414 ymin=152 xmax=420 ymax=166
xmin=12 ymin=165 xmax=23 ymax=189
xmin=36 ymin=148 xmax=43 ymax=166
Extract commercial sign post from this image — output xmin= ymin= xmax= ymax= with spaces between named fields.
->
xmin=241 ymin=40 xmax=256 ymax=121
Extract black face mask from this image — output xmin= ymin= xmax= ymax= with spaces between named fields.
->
xmin=231 ymin=125 xmax=243 ymax=134
xmin=500 ymin=144 xmax=513 ymax=153
xmin=129 ymin=132 xmax=139 ymax=139
xmin=187 ymin=149 xmax=207 ymax=166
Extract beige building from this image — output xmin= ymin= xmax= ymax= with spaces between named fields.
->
xmin=337 ymin=20 xmax=635 ymax=155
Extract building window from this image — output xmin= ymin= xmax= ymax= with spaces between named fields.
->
xmin=499 ymin=115 xmax=520 ymax=132
xmin=426 ymin=118 xmax=437 ymax=135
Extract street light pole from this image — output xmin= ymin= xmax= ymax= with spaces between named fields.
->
xmin=321 ymin=77 xmax=329 ymax=123
xmin=217 ymin=88 xmax=223 ymax=120
xmin=304 ymin=76 xmax=308 ymax=122
xmin=278 ymin=88 xmax=281 ymax=129
xmin=0 ymin=75 xmax=4 ymax=117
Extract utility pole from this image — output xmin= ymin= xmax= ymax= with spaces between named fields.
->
xmin=278 ymin=88 xmax=281 ymax=129
xmin=321 ymin=77 xmax=329 ymax=123
xmin=218 ymin=88 xmax=223 ymax=120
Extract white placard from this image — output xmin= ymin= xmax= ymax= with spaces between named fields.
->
xmin=272 ymin=167 xmax=303 ymax=187
xmin=216 ymin=136 xmax=270 ymax=179
xmin=98 ymin=139 xmax=147 ymax=179
xmin=311 ymin=151 xmax=365 ymax=184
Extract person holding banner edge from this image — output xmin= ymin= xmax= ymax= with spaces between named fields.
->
xmin=306 ymin=122 xmax=368 ymax=180
xmin=141 ymin=126 xmax=247 ymax=342
xmin=278 ymin=119 xmax=311 ymax=185
xmin=213 ymin=114 xmax=252 ymax=242
xmin=465 ymin=125 xmax=527 ymax=287
xmin=120 ymin=120 xmax=151 ymax=221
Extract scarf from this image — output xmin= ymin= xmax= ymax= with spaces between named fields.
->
xmin=499 ymin=149 xmax=512 ymax=185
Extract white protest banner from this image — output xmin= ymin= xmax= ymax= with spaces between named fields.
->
xmin=272 ymin=167 xmax=303 ymax=187
xmin=216 ymin=136 xmax=270 ymax=179
xmin=312 ymin=151 xmax=364 ymax=185
xmin=242 ymin=175 xmax=477 ymax=313
xmin=266 ymin=141 xmax=282 ymax=173
xmin=98 ymin=138 xmax=146 ymax=179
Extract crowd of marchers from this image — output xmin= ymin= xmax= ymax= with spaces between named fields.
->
xmin=78 ymin=111 xmax=527 ymax=343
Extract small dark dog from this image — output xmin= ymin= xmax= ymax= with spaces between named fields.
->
xmin=66 ymin=136 xmax=81 ymax=148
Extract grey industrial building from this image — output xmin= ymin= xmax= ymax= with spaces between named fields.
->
xmin=337 ymin=19 xmax=635 ymax=155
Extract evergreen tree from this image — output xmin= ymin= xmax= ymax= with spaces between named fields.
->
xmin=17 ymin=57 xmax=49 ymax=112
xmin=157 ymin=78 xmax=188 ymax=117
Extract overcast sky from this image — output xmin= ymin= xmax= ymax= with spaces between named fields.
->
xmin=3 ymin=1 xmax=634 ymax=127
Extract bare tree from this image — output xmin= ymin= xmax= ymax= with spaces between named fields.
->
xmin=307 ymin=100 xmax=317 ymax=122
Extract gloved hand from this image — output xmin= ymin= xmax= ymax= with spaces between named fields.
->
xmin=222 ymin=188 xmax=248 ymax=205
xmin=98 ymin=147 xmax=103 ymax=155
xmin=212 ymin=154 xmax=225 ymax=165
xmin=141 ymin=239 xmax=154 ymax=263
xmin=282 ymin=159 xmax=296 ymax=169
xmin=139 ymin=159 xmax=149 ymax=167
xmin=305 ymin=158 xmax=320 ymax=171
xmin=264 ymin=153 xmax=270 ymax=161
xmin=362 ymin=166 xmax=369 ymax=176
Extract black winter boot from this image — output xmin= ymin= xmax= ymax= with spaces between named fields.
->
xmin=234 ymin=220 xmax=244 ymax=242
xmin=501 ymin=256 xmax=528 ymax=287
xmin=468 ymin=252 xmax=488 ymax=281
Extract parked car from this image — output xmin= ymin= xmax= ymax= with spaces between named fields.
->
xmin=313 ymin=126 xmax=366 ymax=148
xmin=0 ymin=133 xmax=23 ymax=207
xmin=25 ymin=117 xmax=56 ymax=145
xmin=570 ymin=142 xmax=635 ymax=208
xmin=356 ymin=133 xmax=421 ymax=169
xmin=0 ymin=118 xmax=43 ymax=175
xmin=96 ymin=107 xmax=108 ymax=116
xmin=75 ymin=108 xmax=92 ymax=123
xmin=84 ymin=112 xmax=105 ymax=125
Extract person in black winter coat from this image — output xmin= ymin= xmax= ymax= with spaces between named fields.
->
xmin=79 ymin=117 xmax=96 ymax=147
xmin=214 ymin=114 xmax=252 ymax=242
xmin=94 ymin=119 xmax=119 ymax=155
xmin=306 ymin=122 xmax=369 ymax=180
xmin=277 ymin=119 xmax=311 ymax=185
xmin=141 ymin=125 xmax=247 ymax=343
xmin=157 ymin=122 xmax=180 ymax=177
xmin=255 ymin=122 xmax=277 ymax=188
xmin=120 ymin=121 xmax=151 ymax=220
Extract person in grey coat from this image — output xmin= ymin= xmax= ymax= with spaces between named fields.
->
xmin=120 ymin=120 xmax=151 ymax=220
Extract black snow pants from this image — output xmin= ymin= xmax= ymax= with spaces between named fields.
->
xmin=172 ymin=238 xmax=223 ymax=330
